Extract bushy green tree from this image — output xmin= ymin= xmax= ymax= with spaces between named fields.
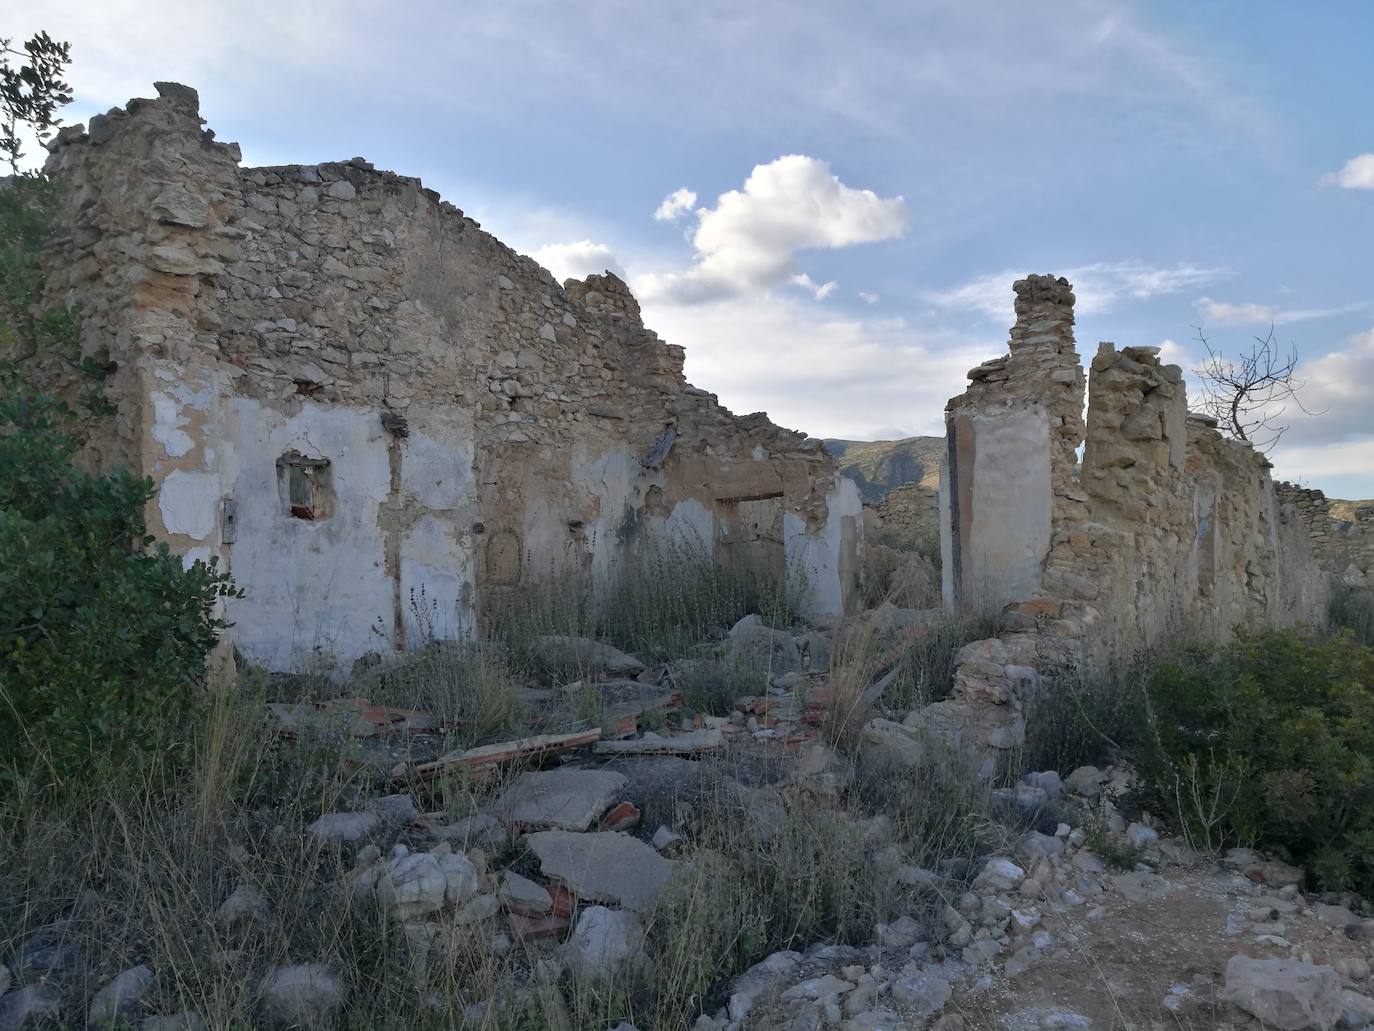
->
xmin=0 ymin=33 xmax=237 ymax=787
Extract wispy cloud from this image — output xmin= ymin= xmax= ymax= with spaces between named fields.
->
xmin=636 ymin=155 xmax=906 ymax=304
xmin=926 ymin=261 xmax=1226 ymax=320
xmin=790 ymin=273 xmax=838 ymax=301
xmin=1196 ymin=296 xmax=1364 ymax=327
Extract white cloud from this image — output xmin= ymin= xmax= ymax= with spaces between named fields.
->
xmin=1277 ymin=327 xmax=1374 ymax=448
xmin=790 ymin=273 xmax=838 ymax=301
xmin=1271 ymin=439 xmax=1374 ymax=492
xmin=1321 ymin=154 xmax=1374 ymax=190
xmin=653 ymin=187 xmax=698 ymax=222
xmin=1156 ymin=338 xmax=1190 ymax=366
xmin=526 ymin=240 xmax=624 ymax=284
xmin=635 ymin=155 xmax=907 ymax=304
xmin=927 ymin=261 xmax=1225 ymax=320
xmin=858 ymin=291 xmax=880 ymax=305
xmin=640 ymin=293 xmax=992 ymax=439
xmin=1196 ymin=298 xmax=1274 ymax=325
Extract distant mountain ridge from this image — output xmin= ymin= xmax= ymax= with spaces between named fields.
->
xmin=822 ymin=436 xmax=944 ymax=505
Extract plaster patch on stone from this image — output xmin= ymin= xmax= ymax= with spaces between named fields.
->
xmin=151 ymin=392 xmax=195 ymax=457
xmin=159 ymin=469 xmax=218 ymax=539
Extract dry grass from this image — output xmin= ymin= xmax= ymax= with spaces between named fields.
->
xmin=0 ymin=683 xmax=1013 ymax=1030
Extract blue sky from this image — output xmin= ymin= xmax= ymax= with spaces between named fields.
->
xmin=21 ymin=0 xmax=1374 ymax=496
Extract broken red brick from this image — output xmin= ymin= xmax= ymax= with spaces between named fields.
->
xmin=548 ymin=886 xmax=578 ymax=919
xmin=601 ymin=801 xmax=641 ymax=831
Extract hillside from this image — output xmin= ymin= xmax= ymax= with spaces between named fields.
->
xmin=822 ymin=436 xmax=944 ymax=504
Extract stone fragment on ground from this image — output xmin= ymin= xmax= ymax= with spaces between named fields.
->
xmin=215 ymin=883 xmax=268 ymax=927
xmin=0 ymin=984 xmax=63 ymax=1029
xmin=306 ymin=811 xmax=379 ymax=844
xmin=728 ymin=950 xmax=803 ymax=1021
xmin=88 ymin=963 xmax=154 ymax=1026
xmin=1222 ymin=955 xmax=1344 ymax=1030
xmin=565 ymin=906 xmax=645 ymax=985
xmin=727 ymin=614 xmax=801 ymax=675
xmin=375 ymin=851 xmax=448 ymax=920
xmin=498 ymin=871 xmax=552 ymax=915
xmin=491 ymin=768 xmax=627 ymax=831
xmin=257 ymin=964 xmax=346 ymax=1029
xmin=526 ymin=830 xmax=683 ymax=912
xmin=531 ymin=635 xmax=645 ymax=675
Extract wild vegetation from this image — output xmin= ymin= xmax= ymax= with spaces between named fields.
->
xmin=0 ymin=45 xmax=237 ymax=791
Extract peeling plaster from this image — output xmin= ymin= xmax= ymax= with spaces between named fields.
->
xmin=159 ymin=469 xmax=218 ymax=539
xmin=151 ymin=392 xmax=195 ymax=457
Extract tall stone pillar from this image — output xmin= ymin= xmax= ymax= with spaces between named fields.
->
xmin=942 ymin=274 xmax=1085 ymax=610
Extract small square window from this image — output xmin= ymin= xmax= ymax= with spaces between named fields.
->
xmin=277 ymin=451 xmax=332 ymax=520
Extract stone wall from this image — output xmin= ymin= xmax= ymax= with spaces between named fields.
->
xmin=870 ymin=482 xmax=939 ymax=550
xmin=1275 ymin=483 xmax=1374 ymax=587
xmin=37 ymin=82 xmax=862 ymax=673
xmin=926 ymin=274 xmax=1327 ymax=764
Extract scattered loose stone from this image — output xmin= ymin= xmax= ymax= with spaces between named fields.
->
xmin=0 ymin=985 xmax=63 ymax=1029
xmin=257 ymin=964 xmax=347 ymax=1029
xmin=1222 ymin=955 xmax=1343 ymax=1030
xmin=306 ymin=811 xmax=379 ymax=844
xmin=565 ymin=906 xmax=645 ymax=985
xmin=89 ymin=963 xmax=154 ymax=1026
xmin=531 ymin=636 xmax=645 ymax=675
xmin=498 ymin=871 xmax=552 ymax=915
xmin=376 ymin=852 xmax=448 ymax=920
xmin=215 ymin=883 xmax=268 ymax=927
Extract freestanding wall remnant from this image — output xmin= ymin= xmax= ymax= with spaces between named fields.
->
xmin=925 ymin=274 xmax=1327 ymax=767
xmin=34 ymin=83 xmax=863 ymax=673
xmin=1275 ymin=482 xmax=1374 ymax=588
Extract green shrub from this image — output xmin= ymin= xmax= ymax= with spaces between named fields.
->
xmin=0 ymin=390 xmax=238 ymax=784
xmin=1331 ymin=582 xmax=1374 ymax=649
xmin=1019 ymin=659 xmax=1146 ymax=775
xmin=1133 ymin=628 xmax=1374 ymax=892
xmin=1 ymin=147 xmax=236 ymax=787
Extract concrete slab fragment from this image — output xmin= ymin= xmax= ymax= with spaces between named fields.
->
xmin=526 ymin=830 xmax=684 ymax=912
xmin=491 ymin=768 xmax=628 ymax=831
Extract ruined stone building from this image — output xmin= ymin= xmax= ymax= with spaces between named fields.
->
xmin=925 ymin=274 xmax=1329 ymax=760
xmin=36 ymin=83 xmax=861 ymax=672
xmin=1275 ymin=482 xmax=1374 ymax=587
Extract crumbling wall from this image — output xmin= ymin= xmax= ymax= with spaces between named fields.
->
xmin=941 ymin=276 xmax=1085 ymax=611
xmin=1275 ymin=483 xmax=1374 ymax=588
xmin=925 ymin=274 xmax=1327 ymax=763
xmin=870 ymin=482 xmax=939 ymax=550
xmin=38 ymin=82 xmax=861 ymax=672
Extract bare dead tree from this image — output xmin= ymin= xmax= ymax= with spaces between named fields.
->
xmin=1190 ymin=324 xmax=1322 ymax=454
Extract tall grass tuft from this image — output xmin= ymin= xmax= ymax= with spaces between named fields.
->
xmin=491 ymin=533 xmax=803 ymax=673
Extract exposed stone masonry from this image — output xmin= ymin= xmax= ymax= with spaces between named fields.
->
xmin=928 ymin=274 xmax=1327 ymax=763
xmin=37 ymin=83 xmax=862 ymax=671
xmin=1276 ymin=482 xmax=1374 ymax=587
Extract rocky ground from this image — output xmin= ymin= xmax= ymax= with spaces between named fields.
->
xmin=4 ymin=613 xmax=1373 ymax=1030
